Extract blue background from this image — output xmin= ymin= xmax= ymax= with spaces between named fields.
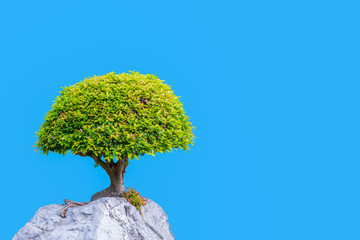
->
xmin=1 ymin=1 xmax=359 ymax=239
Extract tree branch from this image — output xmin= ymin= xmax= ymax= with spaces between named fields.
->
xmin=115 ymin=154 xmax=126 ymax=167
xmin=108 ymin=159 xmax=116 ymax=169
xmin=90 ymin=154 xmax=112 ymax=176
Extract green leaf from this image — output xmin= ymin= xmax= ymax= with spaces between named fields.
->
xmin=35 ymin=72 xmax=195 ymax=164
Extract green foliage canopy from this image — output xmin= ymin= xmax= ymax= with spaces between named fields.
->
xmin=35 ymin=72 xmax=195 ymax=161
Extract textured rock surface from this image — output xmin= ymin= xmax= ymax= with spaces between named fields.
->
xmin=13 ymin=197 xmax=175 ymax=240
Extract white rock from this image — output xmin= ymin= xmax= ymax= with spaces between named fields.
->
xmin=13 ymin=197 xmax=175 ymax=240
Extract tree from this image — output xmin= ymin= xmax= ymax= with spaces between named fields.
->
xmin=35 ymin=71 xmax=195 ymax=200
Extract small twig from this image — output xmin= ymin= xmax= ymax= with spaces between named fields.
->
xmin=60 ymin=199 xmax=90 ymax=218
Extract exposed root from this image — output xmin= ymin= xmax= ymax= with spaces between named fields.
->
xmin=60 ymin=198 xmax=164 ymax=239
xmin=60 ymin=199 xmax=90 ymax=218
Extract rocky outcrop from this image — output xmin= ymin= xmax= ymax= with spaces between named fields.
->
xmin=13 ymin=197 xmax=175 ymax=240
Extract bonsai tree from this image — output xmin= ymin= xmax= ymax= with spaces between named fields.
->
xmin=35 ymin=71 xmax=195 ymax=201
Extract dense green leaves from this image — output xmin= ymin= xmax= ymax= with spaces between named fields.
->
xmin=35 ymin=72 xmax=195 ymax=162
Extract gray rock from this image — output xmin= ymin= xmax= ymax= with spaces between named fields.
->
xmin=13 ymin=197 xmax=175 ymax=240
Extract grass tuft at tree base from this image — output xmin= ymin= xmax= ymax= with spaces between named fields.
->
xmin=124 ymin=187 xmax=147 ymax=211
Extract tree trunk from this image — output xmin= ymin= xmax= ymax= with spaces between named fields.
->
xmin=90 ymin=155 xmax=128 ymax=201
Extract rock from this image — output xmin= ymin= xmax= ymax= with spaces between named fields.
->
xmin=13 ymin=197 xmax=175 ymax=240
